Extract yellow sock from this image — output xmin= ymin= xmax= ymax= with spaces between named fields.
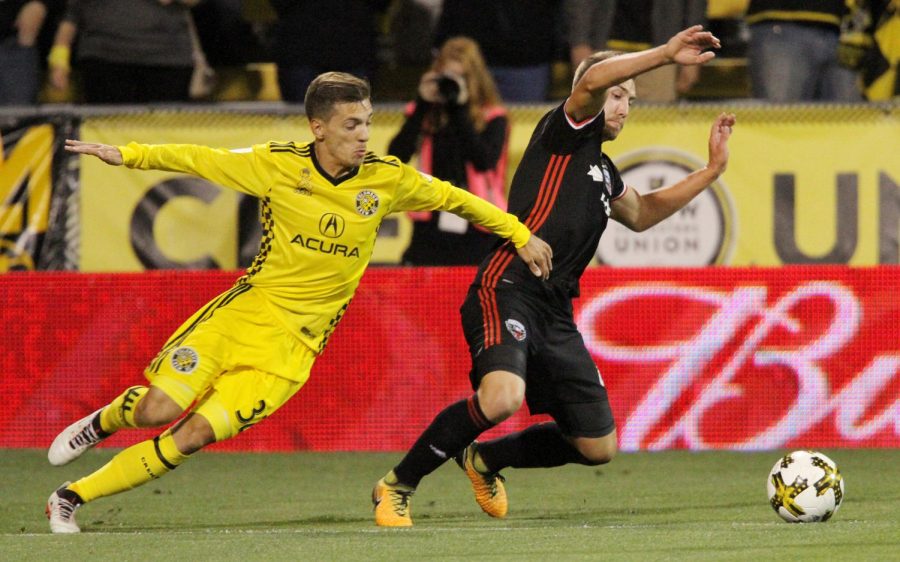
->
xmin=384 ymin=470 xmax=399 ymax=485
xmin=473 ymin=450 xmax=490 ymax=474
xmin=99 ymin=386 xmax=148 ymax=433
xmin=69 ymin=430 xmax=189 ymax=503
xmin=383 ymin=470 xmax=415 ymax=490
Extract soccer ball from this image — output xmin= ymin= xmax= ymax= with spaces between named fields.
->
xmin=767 ymin=450 xmax=844 ymax=523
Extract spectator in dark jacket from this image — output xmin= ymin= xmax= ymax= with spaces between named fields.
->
xmin=270 ymin=0 xmax=390 ymax=103
xmin=0 ymin=0 xmax=48 ymax=105
xmin=47 ymin=0 xmax=199 ymax=104
xmin=565 ymin=0 xmax=707 ymax=101
xmin=436 ymin=0 xmax=561 ymax=102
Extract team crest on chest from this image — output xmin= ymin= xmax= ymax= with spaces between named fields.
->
xmin=505 ymin=319 xmax=527 ymax=341
xmin=170 ymin=346 xmax=199 ymax=374
xmin=355 ymin=190 xmax=379 ymax=216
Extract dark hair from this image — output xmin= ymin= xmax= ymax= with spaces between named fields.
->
xmin=304 ymin=72 xmax=371 ymax=120
xmin=572 ymin=50 xmax=624 ymax=89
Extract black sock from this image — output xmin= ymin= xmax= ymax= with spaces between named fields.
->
xmin=478 ymin=422 xmax=589 ymax=471
xmin=393 ymin=395 xmax=494 ymax=488
xmin=58 ymin=487 xmax=84 ymax=506
xmin=90 ymin=413 xmax=111 ymax=438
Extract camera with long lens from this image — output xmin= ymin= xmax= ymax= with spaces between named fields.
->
xmin=436 ymin=75 xmax=462 ymax=104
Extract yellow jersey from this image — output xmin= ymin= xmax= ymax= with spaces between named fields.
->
xmin=119 ymin=140 xmax=531 ymax=353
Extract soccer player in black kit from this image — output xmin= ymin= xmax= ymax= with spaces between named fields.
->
xmin=374 ymin=25 xmax=736 ymax=527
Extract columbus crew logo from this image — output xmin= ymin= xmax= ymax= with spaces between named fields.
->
xmin=355 ymin=190 xmax=379 ymax=216
xmin=170 ymin=347 xmax=199 ymax=374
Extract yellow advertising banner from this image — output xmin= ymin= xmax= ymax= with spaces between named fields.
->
xmin=79 ymin=104 xmax=900 ymax=270
xmin=600 ymin=104 xmax=900 ymax=266
xmin=0 ymin=124 xmax=52 ymax=271
xmin=79 ymin=111 xmax=407 ymax=270
xmin=0 ymin=118 xmax=67 ymax=272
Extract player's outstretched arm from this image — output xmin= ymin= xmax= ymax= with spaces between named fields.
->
xmin=67 ymin=139 xmax=271 ymax=197
xmin=393 ymin=162 xmax=552 ymax=278
xmin=663 ymin=25 xmax=721 ymax=67
xmin=515 ymin=234 xmax=553 ymax=280
xmin=64 ymin=139 xmax=123 ymax=166
xmin=567 ymin=25 xmax=720 ymax=121
xmin=611 ymin=113 xmax=735 ymax=232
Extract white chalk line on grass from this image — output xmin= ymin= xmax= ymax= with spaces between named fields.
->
xmin=4 ymin=518 xmax=885 ymax=538
xmin=0 ymin=522 xmax=776 ymax=538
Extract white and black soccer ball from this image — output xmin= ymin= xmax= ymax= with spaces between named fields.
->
xmin=767 ymin=450 xmax=844 ymax=523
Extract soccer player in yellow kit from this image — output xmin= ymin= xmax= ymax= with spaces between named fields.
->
xmin=45 ymin=72 xmax=553 ymax=533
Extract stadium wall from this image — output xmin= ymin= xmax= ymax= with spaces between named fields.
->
xmin=2 ymin=267 xmax=898 ymax=452
xmin=2 ymin=103 xmax=899 ymax=271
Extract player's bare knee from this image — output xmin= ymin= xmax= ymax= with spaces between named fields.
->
xmin=478 ymin=371 xmax=525 ymax=421
xmin=478 ymin=388 xmax=524 ymax=422
xmin=574 ymin=436 xmax=617 ymax=466
xmin=134 ymin=389 xmax=184 ymax=427
xmin=491 ymin=396 xmax=523 ymax=422
xmin=171 ymin=414 xmax=216 ymax=454
xmin=578 ymin=447 xmax=615 ymax=466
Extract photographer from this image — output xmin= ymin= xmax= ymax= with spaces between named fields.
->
xmin=389 ymin=37 xmax=510 ymax=265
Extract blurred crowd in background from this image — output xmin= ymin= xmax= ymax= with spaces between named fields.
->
xmin=1 ymin=0 xmax=898 ymax=107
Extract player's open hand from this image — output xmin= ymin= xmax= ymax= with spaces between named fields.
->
xmin=707 ymin=113 xmax=736 ymax=177
xmin=64 ymin=139 xmax=124 ymax=166
xmin=517 ymin=234 xmax=553 ymax=280
xmin=664 ymin=25 xmax=720 ymax=66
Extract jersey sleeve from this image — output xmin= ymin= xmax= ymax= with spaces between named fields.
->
xmin=118 ymin=142 xmax=274 ymax=198
xmin=605 ymin=154 xmax=627 ymax=199
xmin=537 ymin=102 xmax=604 ymax=155
xmin=392 ymin=162 xmax=531 ymax=247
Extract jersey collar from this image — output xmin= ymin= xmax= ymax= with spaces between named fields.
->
xmin=309 ymin=142 xmax=360 ymax=186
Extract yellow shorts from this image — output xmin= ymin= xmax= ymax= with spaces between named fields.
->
xmin=144 ymin=284 xmax=316 ymax=441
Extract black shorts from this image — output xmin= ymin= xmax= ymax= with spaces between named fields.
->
xmin=460 ymin=285 xmax=615 ymax=438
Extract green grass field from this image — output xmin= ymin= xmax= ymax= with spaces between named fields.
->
xmin=2 ymin=448 xmax=898 ymax=561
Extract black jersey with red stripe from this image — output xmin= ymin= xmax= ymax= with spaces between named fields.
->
xmin=472 ymin=102 xmax=626 ymax=298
